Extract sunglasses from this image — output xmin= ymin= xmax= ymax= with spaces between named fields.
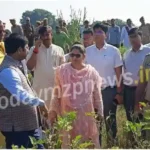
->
xmin=69 ymin=53 xmax=81 ymax=58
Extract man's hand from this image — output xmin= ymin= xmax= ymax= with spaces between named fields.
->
xmin=115 ymin=94 xmax=123 ymax=104
xmin=49 ymin=110 xmax=57 ymax=126
xmin=35 ymin=39 xmax=42 ymax=49
xmin=134 ymin=105 xmax=143 ymax=119
xmin=39 ymin=104 xmax=48 ymax=119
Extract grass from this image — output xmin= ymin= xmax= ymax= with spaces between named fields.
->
xmin=102 ymin=105 xmax=127 ymax=148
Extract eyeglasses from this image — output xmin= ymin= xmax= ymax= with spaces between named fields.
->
xmin=69 ymin=53 xmax=81 ymax=58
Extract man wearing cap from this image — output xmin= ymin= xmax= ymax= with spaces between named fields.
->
xmin=139 ymin=17 xmax=150 ymax=45
xmin=123 ymin=28 xmax=150 ymax=122
xmin=27 ymin=26 xmax=65 ymax=110
xmin=121 ymin=19 xmax=134 ymax=50
xmin=10 ymin=19 xmax=23 ymax=36
xmin=85 ymin=23 xmax=123 ymax=144
xmin=22 ymin=17 xmax=34 ymax=48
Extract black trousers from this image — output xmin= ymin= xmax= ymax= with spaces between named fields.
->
xmin=2 ymin=129 xmax=44 ymax=149
xmin=102 ymin=87 xmax=117 ymax=139
xmin=123 ymin=85 xmax=146 ymax=140
xmin=123 ymin=85 xmax=136 ymax=121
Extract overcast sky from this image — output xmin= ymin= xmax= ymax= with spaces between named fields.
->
xmin=0 ymin=0 xmax=150 ymax=29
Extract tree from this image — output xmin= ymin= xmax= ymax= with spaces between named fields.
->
xmin=20 ymin=9 xmax=56 ymax=28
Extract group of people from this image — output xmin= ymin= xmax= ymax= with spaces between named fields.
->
xmin=1 ymin=17 xmax=69 ymax=51
xmin=0 ymin=16 xmax=150 ymax=149
xmin=104 ymin=17 xmax=150 ymax=49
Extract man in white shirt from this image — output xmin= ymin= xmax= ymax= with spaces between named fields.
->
xmin=27 ymin=26 xmax=65 ymax=109
xmin=80 ymin=20 xmax=91 ymax=40
xmin=145 ymin=43 xmax=150 ymax=47
xmin=85 ymin=23 xmax=123 ymax=144
xmin=121 ymin=19 xmax=134 ymax=50
xmin=123 ymin=28 xmax=150 ymax=122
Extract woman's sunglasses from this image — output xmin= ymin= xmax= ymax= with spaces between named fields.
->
xmin=69 ymin=53 xmax=81 ymax=58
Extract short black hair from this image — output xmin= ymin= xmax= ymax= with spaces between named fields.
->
xmin=128 ymin=28 xmax=142 ymax=37
xmin=83 ymin=29 xmax=93 ymax=35
xmin=127 ymin=18 xmax=132 ymax=22
xmin=71 ymin=44 xmax=85 ymax=54
xmin=140 ymin=16 xmax=144 ymax=22
xmin=93 ymin=23 xmax=108 ymax=33
xmin=4 ymin=33 xmax=28 ymax=54
xmin=56 ymin=26 xmax=60 ymax=29
xmin=84 ymin=20 xmax=89 ymax=24
xmin=111 ymin=19 xmax=115 ymax=22
xmin=38 ymin=26 xmax=52 ymax=35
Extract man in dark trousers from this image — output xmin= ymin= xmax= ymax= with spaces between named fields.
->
xmin=0 ymin=34 xmax=48 ymax=149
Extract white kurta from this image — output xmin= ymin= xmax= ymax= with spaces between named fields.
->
xmin=27 ymin=44 xmax=65 ymax=109
xmin=120 ymin=26 xmax=133 ymax=50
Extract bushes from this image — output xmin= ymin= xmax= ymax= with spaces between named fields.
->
xmin=11 ymin=112 xmax=94 ymax=149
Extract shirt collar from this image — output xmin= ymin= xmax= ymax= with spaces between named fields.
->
xmin=5 ymin=55 xmax=21 ymax=67
xmin=94 ymin=42 xmax=108 ymax=50
xmin=40 ymin=43 xmax=52 ymax=49
xmin=131 ymin=45 xmax=144 ymax=52
xmin=111 ymin=25 xmax=116 ymax=27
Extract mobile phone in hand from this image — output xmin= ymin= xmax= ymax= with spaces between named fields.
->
xmin=113 ymin=99 xmax=119 ymax=106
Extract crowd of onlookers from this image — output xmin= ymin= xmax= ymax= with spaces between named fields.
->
xmin=1 ymin=16 xmax=150 ymax=149
xmin=1 ymin=16 xmax=150 ymax=52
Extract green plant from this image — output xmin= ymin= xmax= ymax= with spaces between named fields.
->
xmin=119 ymin=46 xmax=127 ymax=55
xmin=11 ymin=111 xmax=94 ymax=149
xmin=71 ymin=135 xmax=93 ymax=149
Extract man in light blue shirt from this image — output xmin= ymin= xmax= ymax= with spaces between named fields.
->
xmin=0 ymin=34 xmax=47 ymax=149
xmin=123 ymin=28 xmax=150 ymax=123
xmin=107 ymin=19 xmax=120 ymax=48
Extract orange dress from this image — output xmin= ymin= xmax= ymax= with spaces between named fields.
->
xmin=50 ymin=63 xmax=103 ymax=148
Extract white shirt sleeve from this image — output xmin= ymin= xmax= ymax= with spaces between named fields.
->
xmin=21 ymin=59 xmax=28 ymax=76
xmin=120 ymin=27 xmax=125 ymax=43
xmin=0 ymin=68 xmax=44 ymax=106
xmin=26 ymin=46 xmax=35 ymax=62
xmin=59 ymin=47 xmax=66 ymax=64
xmin=114 ymin=48 xmax=123 ymax=68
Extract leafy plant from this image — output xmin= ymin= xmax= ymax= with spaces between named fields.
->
xmin=11 ymin=111 xmax=94 ymax=149
xmin=119 ymin=46 xmax=127 ymax=55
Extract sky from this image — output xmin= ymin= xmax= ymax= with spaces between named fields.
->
xmin=0 ymin=0 xmax=150 ymax=29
